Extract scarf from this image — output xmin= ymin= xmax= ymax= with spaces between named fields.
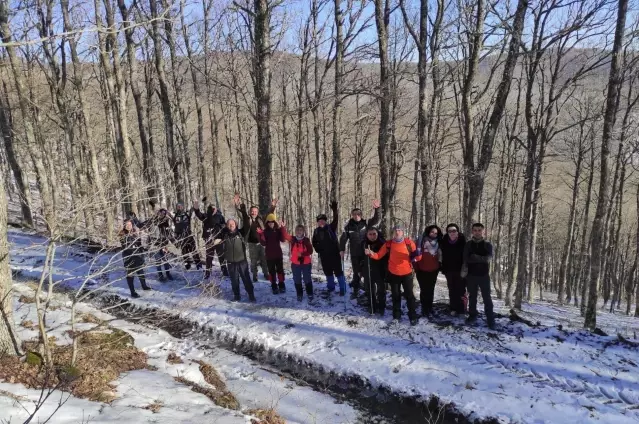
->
xmin=295 ymin=235 xmax=305 ymax=241
xmin=393 ymin=237 xmax=405 ymax=243
xmin=424 ymin=238 xmax=439 ymax=255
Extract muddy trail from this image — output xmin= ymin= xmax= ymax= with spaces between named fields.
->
xmin=91 ymin=292 xmax=497 ymax=424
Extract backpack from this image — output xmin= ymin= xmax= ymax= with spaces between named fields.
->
xmin=385 ymin=238 xmax=413 ymax=253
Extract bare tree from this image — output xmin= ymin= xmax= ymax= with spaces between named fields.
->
xmin=584 ymin=0 xmax=629 ymax=330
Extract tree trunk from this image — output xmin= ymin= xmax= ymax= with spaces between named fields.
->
xmin=0 ymin=162 xmax=20 ymax=355
xmin=585 ymin=0 xmax=628 ymax=330
xmin=0 ymin=81 xmax=32 ymax=228
xmin=253 ymin=0 xmax=273 ymax=214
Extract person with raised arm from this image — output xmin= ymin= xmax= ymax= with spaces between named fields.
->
xmin=257 ymin=214 xmax=289 ymax=294
xmin=312 ymin=201 xmax=347 ymax=296
xmin=119 ymin=219 xmax=151 ymax=298
xmin=339 ymin=200 xmax=381 ymax=298
xmin=193 ymin=198 xmax=227 ymax=278
xmin=234 ymin=194 xmax=276 ymax=282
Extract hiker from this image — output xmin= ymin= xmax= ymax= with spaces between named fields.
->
xmin=171 ymin=203 xmax=202 ymax=270
xmin=235 ymin=194 xmax=275 ymax=282
xmin=147 ymin=208 xmax=174 ymax=281
xmin=414 ymin=225 xmax=442 ymax=317
xmin=463 ymin=223 xmax=495 ymax=329
xmin=193 ymin=199 xmax=228 ymax=278
xmin=257 ymin=214 xmax=289 ymax=294
xmin=366 ymin=225 xmax=421 ymax=325
xmin=213 ymin=204 xmax=256 ymax=302
xmin=339 ymin=200 xmax=381 ymax=297
xmin=360 ymin=226 xmax=387 ymax=315
xmin=312 ymin=201 xmax=347 ymax=296
xmin=287 ymin=224 xmax=314 ymax=301
xmin=440 ymin=223 xmax=467 ymax=316
xmin=119 ymin=219 xmax=151 ymax=298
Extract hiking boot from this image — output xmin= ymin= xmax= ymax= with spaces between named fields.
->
xmin=131 ymin=292 xmax=140 ymax=299
xmin=232 ymin=295 xmax=241 ymax=302
xmin=204 ymin=270 xmax=211 ymax=279
xmin=166 ymin=272 xmax=174 ymax=281
xmin=350 ymin=291 xmax=359 ymax=300
xmin=196 ymin=263 xmax=203 ymax=271
xmin=410 ymin=318 xmax=419 ymax=326
xmin=466 ymin=315 xmax=478 ymax=324
xmin=488 ymin=321 xmax=496 ymax=330
xmin=253 ymin=275 xmax=259 ymax=283
xmin=185 ymin=263 xmax=192 ymax=270
xmin=297 ymin=295 xmax=303 ymax=302
xmin=278 ymin=283 xmax=286 ymax=293
xmin=142 ymin=286 xmax=152 ymax=291
xmin=271 ymin=284 xmax=279 ymax=295
xmin=158 ymin=273 xmax=166 ymax=282
xmin=249 ymin=295 xmax=257 ymax=302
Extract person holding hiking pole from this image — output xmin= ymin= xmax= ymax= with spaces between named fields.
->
xmin=361 ymin=226 xmax=387 ymax=315
xmin=366 ymin=225 xmax=421 ymax=325
xmin=339 ymin=200 xmax=381 ymax=298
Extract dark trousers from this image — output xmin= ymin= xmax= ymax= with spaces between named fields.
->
xmin=125 ymin=267 xmax=149 ymax=294
xmin=467 ymin=275 xmax=494 ymax=324
xmin=388 ymin=273 xmax=417 ymax=320
xmin=292 ymin=263 xmax=313 ymax=297
xmin=320 ymin=255 xmax=344 ymax=277
xmin=154 ymin=248 xmax=171 ymax=273
xmin=362 ymin=258 xmax=386 ymax=313
xmin=350 ymin=255 xmax=363 ymax=287
xmin=416 ymin=269 xmax=439 ymax=315
xmin=205 ymin=242 xmax=228 ymax=276
xmin=445 ymin=272 xmax=467 ymax=313
xmin=267 ymin=258 xmax=285 ymax=286
xmin=176 ymin=235 xmax=201 ymax=267
xmin=227 ymin=260 xmax=255 ymax=298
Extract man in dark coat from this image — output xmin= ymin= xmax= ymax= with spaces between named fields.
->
xmin=463 ymin=223 xmax=495 ymax=329
xmin=312 ymin=201 xmax=347 ymax=296
xmin=234 ymin=194 xmax=275 ymax=282
xmin=213 ymin=203 xmax=256 ymax=302
xmin=440 ymin=223 xmax=467 ymax=315
xmin=144 ymin=209 xmax=174 ymax=281
xmin=171 ymin=203 xmax=202 ymax=270
xmin=193 ymin=199 xmax=227 ymax=278
xmin=119 ymin=219 xmax=151 ymax=298
xmin=339 ymin=200 xmax=381 ymax=297
xmin=360 ymin=226 xmax=387 ymax=314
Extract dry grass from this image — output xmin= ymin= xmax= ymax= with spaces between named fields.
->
xmin=246 ymin=408 xmax=286 ymax=424
xmin=0 ymin=327 xmax=147 ymax=403
xmin=18 ymin=295 xmax=36 ymax=304
xmin=167 ymin=352 xmax=184 ymax=364
xmin=144 ymin=400 xmax=164 ymax=413
xmin=79 ymin=314 xmax=104 ymax=325
xmin=174 ymin=360 xmax=240 ymax=410
xmin=20 ymin=320 xmax=36 ymax=329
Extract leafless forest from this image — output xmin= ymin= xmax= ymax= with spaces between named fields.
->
xmin=0 ymin=0 xmax=638 ymax=333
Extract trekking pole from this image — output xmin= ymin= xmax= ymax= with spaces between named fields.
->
xmin=367 ymin=254 xmax=373 ymax=315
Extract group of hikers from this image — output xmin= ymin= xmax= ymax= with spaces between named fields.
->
xmin=118 ymin=195 xmax=496 ymax=329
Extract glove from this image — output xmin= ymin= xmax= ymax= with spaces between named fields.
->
xmin=239 ymin=203 xmax=247 ymax=212
xmin=330 ymin=200 xmax=338 ymax=210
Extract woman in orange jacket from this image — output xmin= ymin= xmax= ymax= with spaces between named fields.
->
xmin=366 ymin=225 xmax=422 ymax=325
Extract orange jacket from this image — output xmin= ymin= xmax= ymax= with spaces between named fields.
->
xmin=369 ymin=239 xmax=421 ymax=276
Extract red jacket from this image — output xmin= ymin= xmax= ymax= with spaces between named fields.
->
xmin=257 ymin=225 xmax=288 ymax=260
xmin=288 ymin=236 xmax=313 ymax=265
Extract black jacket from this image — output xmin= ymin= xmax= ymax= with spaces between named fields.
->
xmin=312 ymin=207 xmax=340 ymax=258
xmin=360 ymin=236 xmax=387 ymax=282
xmin=238 ymin=205 xmax=276 ymax=244
xmin=172 ymin=210 xmax=194 ymax=238
xmin=339 ymin=208 xmax=380 ymax=257
xmin=194 ymin=207 xmax=226 ymax=242
xmin=440 ymin=233 xmax=466 ymax=274
xmin=120 ymin=231 xmax=145 ymax=269
xmin=464 ymin=238 xmax=493 ymax=277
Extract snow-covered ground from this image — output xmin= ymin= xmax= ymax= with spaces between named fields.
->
xmin=3 ymin=281 xmax=358 ymax=424
xmin=7 ymin=229 xmax=639 ymax=424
